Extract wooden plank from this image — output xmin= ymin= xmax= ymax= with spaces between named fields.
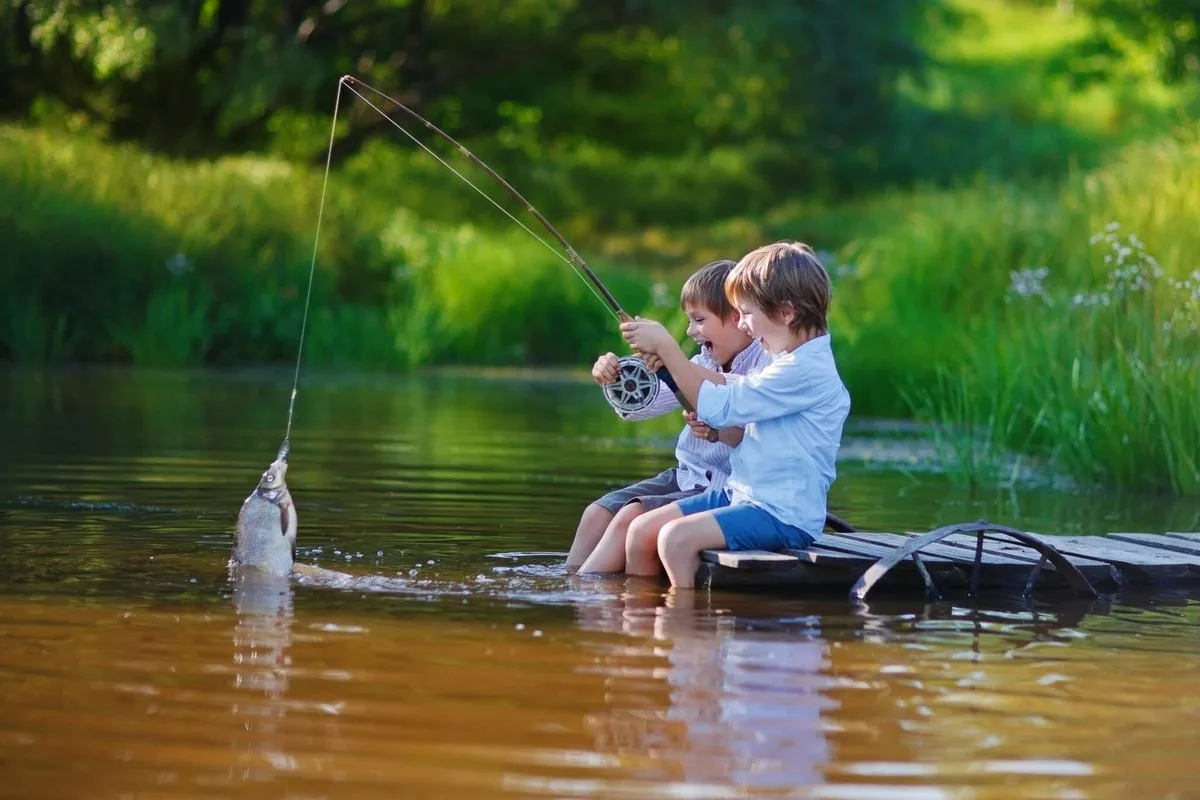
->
xmin=700 ymin=545 xmax=878 ymax=571
xmin=1165 ymin=532 xmax=1200 ymax=542
xmin=1078 ymin=536 xmax=1200 ymax=567
xmin=1107 ymin=532 xmax=1200 ymax=558
xmin=817 ymin=533 xmax=956 ymax=563
xmin=698 ymin=561 xmax=869 ymax=591
xmin=803 ymin=536 xmax=976 ymax=593
xmin=836 ymin=530 xmax=1033 ymax=566
xmin=913 ymin=531 xmax=1120 ymax=586
xmin=701 ymin=549 xmax=798 ymax=571
xmin=831 ymin=530 xmax=1065 ymax=589
xmin=782 ymin=545 xmax=878 ymax=569
xmin=1026 ymin=534 xmax=1199 ymax=582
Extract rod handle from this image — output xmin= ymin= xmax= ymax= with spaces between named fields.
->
xmin=655 ymin=367 xmax=719 ymax=443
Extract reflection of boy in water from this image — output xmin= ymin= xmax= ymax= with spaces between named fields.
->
xmin=567 ymin=259 xmax=769 ymax=575
xmin=579 ymin=591 xmax=831 ymax=790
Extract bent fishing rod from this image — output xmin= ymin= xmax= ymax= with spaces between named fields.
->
xmin=330 ymin=74 xmax=704 ymax=422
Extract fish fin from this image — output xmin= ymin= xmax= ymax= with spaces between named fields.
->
xmin=280 ymin=503 xmax=290 ymax=539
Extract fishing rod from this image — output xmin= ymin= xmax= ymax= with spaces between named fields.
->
xmin=333 ymin=75 xmax=702 ymax=423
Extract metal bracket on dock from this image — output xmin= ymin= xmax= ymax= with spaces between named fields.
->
xmin=848 ymin=520 xmax=1099 ymax=603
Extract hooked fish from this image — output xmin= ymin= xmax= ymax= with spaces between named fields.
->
xmin=232 ymin=441 xmax=297 ymax=576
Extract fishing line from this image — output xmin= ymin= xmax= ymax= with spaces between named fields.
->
xmin=283 ymin=78 xmax=345 ymax=451
xmin=288 ymin=75 xmax=697 ymax=425
xmin=340 ymin=76 xmax=703 ymax=418
xmin=340 ymin=78 xmax=620 ymax=322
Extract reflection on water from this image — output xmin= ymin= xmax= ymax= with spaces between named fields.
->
xmin=572 ymin=588 xmax=832 ymax=792
xmin=230 ymin=568 xmax=299 ymax=784
xmin=1 ymin=366 xmax=1200 ymax=798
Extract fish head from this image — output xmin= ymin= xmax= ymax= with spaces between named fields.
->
xmin=257 ymin=457 xmax=289 ymax=500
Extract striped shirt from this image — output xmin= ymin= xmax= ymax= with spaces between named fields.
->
xmin=616 ymin=340 xmax=770 ymax=493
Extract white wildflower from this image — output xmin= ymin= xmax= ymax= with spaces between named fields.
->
xmin=1007 ymin=266 xmax=1052 ymax=304
xmin=166 ymin=253 xmax=192 ymax=276
xmin=650 ymin=280 xmax=671 ymax=308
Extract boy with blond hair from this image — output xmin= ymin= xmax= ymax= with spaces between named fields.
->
xmin=619 ymin=241 xmax=851 ymax=588
xmin=567 ymin=259 xmax=770 ymax=575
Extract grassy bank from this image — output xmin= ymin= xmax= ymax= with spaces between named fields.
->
xmin=824 ymin=131 xmax=1199 ymax=494
xmin=0 ymin=125 xmax=667 ymax=370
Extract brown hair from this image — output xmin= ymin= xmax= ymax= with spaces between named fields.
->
xmin=680 ymin=259 xmax=738 ymax=321
xmin=726 ymin=242 xmax=831 ymax=335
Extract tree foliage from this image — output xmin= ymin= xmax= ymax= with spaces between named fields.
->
xmin=1078 ymin=0 xmax=1200 ymax=82
xmin=1 ymin=0 xmax=941 ymax=190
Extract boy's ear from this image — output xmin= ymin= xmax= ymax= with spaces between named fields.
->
xmin=781 ymin=303 xmax=798 ymax=326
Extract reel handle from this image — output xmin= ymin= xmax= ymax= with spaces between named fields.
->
xmin=655 ymin=367 xmax=720 ymax=445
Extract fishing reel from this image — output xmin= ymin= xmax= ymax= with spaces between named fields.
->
xmin=602 ymin=355 xmax=721 ymax=442
xmin=602 ymin=355 xmax=660 ymax=414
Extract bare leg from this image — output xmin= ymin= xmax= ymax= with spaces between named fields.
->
xmin=657 ymin=513 xmax=727 ymax=589
xmin=566 ymin=503 xmax=614 ymax=573
xmin=625 ymin=503 xmax=684 ymax=578
xmin=578 ymin=501 xmax=645 ymax=574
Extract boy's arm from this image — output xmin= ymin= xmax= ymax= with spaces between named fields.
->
xmin=683 ymin=411 xmax=744 ymax=447
xmin=720 ymin=427 xmax=746 ymax=447
xmin=697 ymin=359 xmax=837 ymax=429
xmin=657 ymin=344 xmax=723 ymax=410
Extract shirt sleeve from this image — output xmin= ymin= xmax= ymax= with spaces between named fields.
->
xmin=615 ymin=355 xmax=702 ymax=421
xmin=696 ymin=356 xmax=825 ymax=428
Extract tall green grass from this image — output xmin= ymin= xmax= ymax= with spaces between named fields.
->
xmin=850 ymin=133 xmax=1200 ymax=494
xmin=0 ymin=125 xmax=661 ymax=369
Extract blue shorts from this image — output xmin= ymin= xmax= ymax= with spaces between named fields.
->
xmin=675 ymin=489 xmax=816 ymax=552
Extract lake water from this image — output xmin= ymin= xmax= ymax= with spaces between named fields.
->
xmin=2 ymin=366 xmax=1199 ymax=798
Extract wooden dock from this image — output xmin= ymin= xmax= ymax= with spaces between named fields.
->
xmin=697 ymin=521 xmax=1200 ymax=602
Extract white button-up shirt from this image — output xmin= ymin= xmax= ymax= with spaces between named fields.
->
xmin=618 ymin=339 xmax=770 ymax=494
xmin=696 ymin=334 xmax=850 ymax=537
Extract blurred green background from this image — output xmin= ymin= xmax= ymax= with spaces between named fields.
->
xmin=1 ymin=0 xmax=1197 ymax=493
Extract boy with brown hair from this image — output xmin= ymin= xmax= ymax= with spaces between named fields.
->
xmin=619 ymin=241 xmax=851 ymax=588
xmin=567 ymin=259 xmax=769 ymax=574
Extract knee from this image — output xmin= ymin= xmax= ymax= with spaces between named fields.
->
xmin=611 ymin=502 xmax=644 ymax=532
xmin=581 ymin=503 xmax=613 ymax=529
xmin=625 ymin=514 xmax=656 ymax=556
xmin=657 ymin=521 xmax=693 ymax=563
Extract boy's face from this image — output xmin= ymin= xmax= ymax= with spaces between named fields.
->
xmin=684 ymin=302 xmax=753 ymax=367
xmin=734 ymin=298 xmax=794 ymax=355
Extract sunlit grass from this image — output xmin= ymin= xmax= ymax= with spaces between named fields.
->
xmin=897 ymin=216 xmax=1199 ymax=495
xmin=0 ymin=125 xmax=661 ymax=369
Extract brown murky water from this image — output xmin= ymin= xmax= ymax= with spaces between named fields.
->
xmin=2 ymin=367 xmax=1199 ymax=799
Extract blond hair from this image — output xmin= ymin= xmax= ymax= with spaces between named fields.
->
xmin=680 ymin=259 xmax=738 ymax=321
xmin=726 ymin=242 xmax=830 ymax=335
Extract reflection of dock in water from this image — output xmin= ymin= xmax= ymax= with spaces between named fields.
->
xmin=573 ymin=587 xmax=1116 ymax=793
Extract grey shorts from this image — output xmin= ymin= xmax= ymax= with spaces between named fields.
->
xmin=594 ymin=468 xmax=704 ymax=515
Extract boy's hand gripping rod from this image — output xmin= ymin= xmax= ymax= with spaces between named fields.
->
xmin=337 ymin=75 xmax=712 ymax=431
